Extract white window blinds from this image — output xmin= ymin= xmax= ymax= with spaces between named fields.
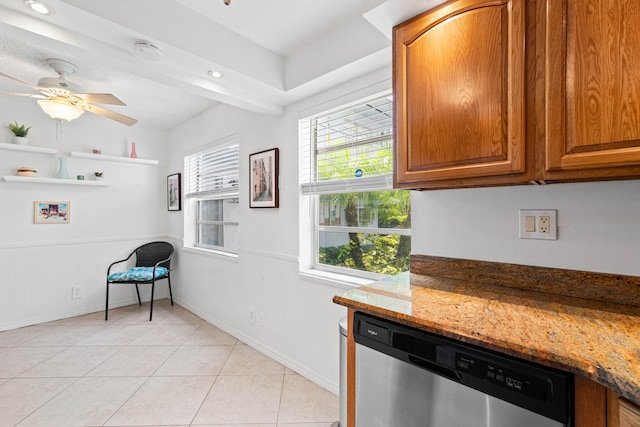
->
xmin=185 ymin=141 xmax=239 ymax=199
xmin=300 ymin=93 xmax=394 ymax=195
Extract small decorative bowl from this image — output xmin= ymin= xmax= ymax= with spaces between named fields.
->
xmin=17 ymin=167 xmax=37 ymax=177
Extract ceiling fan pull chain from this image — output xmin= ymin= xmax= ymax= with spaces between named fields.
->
xmin=55 ymin=119 xmax=62 ymax=140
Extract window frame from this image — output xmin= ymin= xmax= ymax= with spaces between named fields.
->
xmin=300 ymin=92 xmax=411 ymax=280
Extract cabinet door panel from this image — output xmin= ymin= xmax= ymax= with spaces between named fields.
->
xmin=394 ymin=0 xmax=526 ymax=187
xmin=546 ymin=0 xmax=640 ymax=173
xmin=620 ymin=397 xmax=640 ymax=427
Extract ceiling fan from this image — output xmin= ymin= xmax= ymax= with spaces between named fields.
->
xmin=0 ymin=58 xmax=137 ymax=126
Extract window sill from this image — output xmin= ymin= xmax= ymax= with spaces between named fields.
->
xmin=299 ymin=269 xmax=374 ymax=290
xmin=183 ymin=246 xmax=239 ymax=263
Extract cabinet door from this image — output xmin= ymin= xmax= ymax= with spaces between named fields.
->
xmin=394 ymin=0 xmax=528 ymax=188
xmin=620 ymin=397 xmax=640 ymax=427
xmin=545 ymin=0 xmax=640 ymax=178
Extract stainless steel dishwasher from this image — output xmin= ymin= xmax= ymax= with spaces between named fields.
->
xmin=354 ymin=312 xmax=572 ymax=427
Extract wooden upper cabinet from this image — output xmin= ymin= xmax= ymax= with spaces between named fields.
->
xmin=544 ymin=0 xmax=640 ymax=178
xmin=394 ymin=0 xmax=529 ymax=188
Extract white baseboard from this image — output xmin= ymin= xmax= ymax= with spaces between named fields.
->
xmin=0 ymin=293 xmax=170 ymax=332
xmin=0 ymin=298 xmax=136 ymax=331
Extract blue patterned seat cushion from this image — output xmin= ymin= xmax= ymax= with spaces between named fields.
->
xmin=108 ymin=266 xmax=168 ymax=282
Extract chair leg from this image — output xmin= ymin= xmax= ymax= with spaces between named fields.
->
xmin=135 ymin=284 xmax=142 ymax=305
xmin=105 ymin=281 xmax=110 ymax=321
xmin=149 ymin=281 xmax=155 ymax=321
xmin=167 ymin=274 xmax=174 ymax=306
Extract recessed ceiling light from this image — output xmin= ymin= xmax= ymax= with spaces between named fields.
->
xmin=24 ymin=0 xmax=55 ymax=15
xmin=208 ymin=69 xmax=223 ymax=79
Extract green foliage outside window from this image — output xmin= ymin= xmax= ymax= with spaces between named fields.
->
xmin=311 ymin=98 xmax=410 ymax=276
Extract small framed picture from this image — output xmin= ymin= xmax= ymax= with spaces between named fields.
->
xmin=167 ymin=173 xmax=181 ymax=211
xmin=249 ymin=148 xmax=279 ymax=208
xmin=34 ymin=201 xmax=70 ymax=224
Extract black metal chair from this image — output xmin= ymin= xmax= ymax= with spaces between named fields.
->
xmin=105 ymin=241 xmax=174 ymax=321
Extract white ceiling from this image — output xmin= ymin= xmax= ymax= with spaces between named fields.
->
xmin=0 ymin=0 xmax=445 ymax=130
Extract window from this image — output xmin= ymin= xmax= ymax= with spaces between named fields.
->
xmin=185 ymin=139 xmax=239 ymax=253
xmin=300 ymin=93 xmax=411 ymax=278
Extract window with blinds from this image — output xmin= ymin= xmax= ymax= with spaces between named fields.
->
xmin=184 ymin=139 xmax=239 ymax=253
xmin=300 ymin=93 xmax=394 ymax=194
xmin=185 ymin=142 xmax=239 ymax=199
xmin=299 ymin=92 xmax=411 ymax=279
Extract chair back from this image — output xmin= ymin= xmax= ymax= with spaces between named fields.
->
xmin=135 ymin=241 xmax=174 ymax=269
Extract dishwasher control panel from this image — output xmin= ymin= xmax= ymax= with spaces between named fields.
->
xmin=455 ymin=353 xmax=548 ymax=401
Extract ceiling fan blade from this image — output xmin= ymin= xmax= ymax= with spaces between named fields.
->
xmin=0 ymin=91 xmax=46 ymax=99
xmin=76 ymin=93 xmax=126 ymax=106
xmin=84 ymin=104 xmax=137 ymax=126
xmin=0 ymin=71 xmax=43 ymax=92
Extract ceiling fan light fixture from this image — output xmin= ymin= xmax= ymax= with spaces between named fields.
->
xmin=24 ymin=0 xmax=55 ymax=15
xmin=208 ymin=69 xmax=223 ymax=79
xmin=37 ymin=99 xmax=84 ymax=121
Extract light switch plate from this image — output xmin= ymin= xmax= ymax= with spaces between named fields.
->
xmin=519 ymin=209 xmax=557 ymax=240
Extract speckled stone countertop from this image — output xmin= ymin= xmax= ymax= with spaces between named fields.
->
xmin=333 ymin=256 xmax=640 ymax=406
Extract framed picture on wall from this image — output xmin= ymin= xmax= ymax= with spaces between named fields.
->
xmin=249 ymin=148 xmax=279 ymax=208
xmin=167 ymin=173 xmax=181 ymax=211
xmin=34 ymin=201 xmax=70 ymax=224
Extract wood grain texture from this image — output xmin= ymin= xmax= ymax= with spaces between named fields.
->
xmin=619 ymin=396 xmax=640 ymax=427
xmin=609 ymin=388 xmax=622 ymax=427
xmin=394 ymin=0 xmax=527 ymax=186
xmin=574 ymin=375 xmax=607 ymax=427
xmin=545 ymin=0 xmax=640 ymax=174
xmin=407 ymin=6 xmax=506 ymax=168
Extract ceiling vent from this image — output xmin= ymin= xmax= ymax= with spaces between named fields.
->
xmin=132 ymin=41 xmax=163 ymax=62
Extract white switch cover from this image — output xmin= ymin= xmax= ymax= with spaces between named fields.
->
xmin=519 ymin=210 xmax=557 ymax=240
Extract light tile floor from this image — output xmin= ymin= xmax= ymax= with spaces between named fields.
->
xmin=0 ymin=300 xmax=339 ymax=427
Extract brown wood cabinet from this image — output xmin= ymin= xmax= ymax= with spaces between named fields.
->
xmin=394 ymin=0 xmax=640 ymax=189
xmin=619 ymin=398 xmax=640 ymax=427
xmin=609 ymin=389 xmax=640 ymax=427
xmin=543 ymin=0 xmax=640 ymax=181
xmin=394 ymin=0 xmax=532 ymax=188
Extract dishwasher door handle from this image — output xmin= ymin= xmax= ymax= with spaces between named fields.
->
xmin=408 ymin=354 xmax=463 ymax=382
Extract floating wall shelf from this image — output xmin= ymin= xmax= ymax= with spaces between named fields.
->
xmin=3 ymin=176 xmax=111 ymax=187
xmin=69 ymin=151 xmax=159 ymax=165
xmin=0 ymin=142 xmax=57 ymax=155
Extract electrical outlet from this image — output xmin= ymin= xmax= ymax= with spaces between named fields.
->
xmin=518 ymin=209 xmax=557 ymax=240
xmin=258 ymin=312 xmax=265 ymax=327
xmin=72 ymin=286 xmax=82 ymax=299
xmin=539 ymin=216 xmax=551 ymax=233
xmin=249 ymin=308 xmax=256 ymax=325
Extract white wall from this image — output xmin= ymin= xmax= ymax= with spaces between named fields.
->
xmin=411 ymin=180 xmax=640 ymax=276
xmin=166 ymin=99 xmax=349 ymax=393
xmin=0 ymin=97 xmax=170 ymax=329
xmin=164 ymin=70 xmax=396 ymax=393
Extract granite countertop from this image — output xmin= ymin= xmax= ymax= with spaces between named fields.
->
xmin=333 ymin=257 xmax=640 ymax=406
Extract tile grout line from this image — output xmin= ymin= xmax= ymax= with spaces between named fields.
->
xmin=187 ymin=333 xmax=239 ymax=426
xmin=275 ymin=369 xmax=286 ymax=426
xmin=11 ymin=376 xmax=83 ymax=426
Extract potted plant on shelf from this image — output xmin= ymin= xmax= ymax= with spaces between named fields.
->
xmin=94 ymin=172 xmax=104 ymax=181
xmin=7 ymin=121 xmax=32 ymax=145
